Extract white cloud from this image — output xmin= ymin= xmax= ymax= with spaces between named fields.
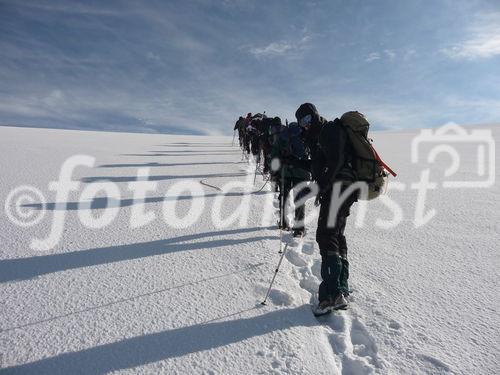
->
xmin=249 ymin=42 xmax=293 ymax=57
xmin=384 ymin=49 xmax=396 ymax=60
xmin=403 ymin=49 xmax=417 ymax=60
xmin=442 ymin=12 xmax=500 ymax=60
xmin=43 ymin=90 xmax=65 ymax=107
xmin=444 ymin=96 xmax=500 ymax=116
xmin=366 ymin=52 xmax=381 ymax=62
xmin=146 ymin=52 xmax=161 ymax=61
xmin=366 ymin=50 xmax=397 ymax=62
xmin=2 ymin=0 xmax=127 ymax=16
xmin=248 ymin=32 xmax=312 ymax=58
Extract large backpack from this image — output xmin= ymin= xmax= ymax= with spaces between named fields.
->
xmin=275 ymin=122 xmax=311 ymax=180
xmin=281 ymin=122 xmax=308 ymax=160
xmin=340 ymin=111 xmax=397 ymax=200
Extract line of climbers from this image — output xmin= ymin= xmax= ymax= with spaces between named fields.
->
xmin=233 ymin=103 xmax=397 ymax=315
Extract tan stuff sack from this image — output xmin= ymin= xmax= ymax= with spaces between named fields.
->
xmin=340 ymin=111 xmax=397 ymax=200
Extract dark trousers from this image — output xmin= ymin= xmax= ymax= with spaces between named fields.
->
xmin=262 ymin=145 xmax=271 ymax=174
xmin=316 ymin=187 xmax=357 ymax=302
xmin=243 ymin=137 xmax=250 ymax=153
xmin=238 ymin=130 xmax=244 ymax=146
xmin=279 ymin=178 xmax=310 ymax=230
xmin=250 ymin=137 xmax=260 ymax=159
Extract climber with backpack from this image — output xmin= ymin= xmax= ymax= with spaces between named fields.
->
xmin=259 ymin=116 xmax=276 ymax=175
xmin=249 ymin=114 xmax=265 ymax=164
xmin=241 ymin=113 xmax=253 ymax=154
xmin=271 ymin=121 xmax=312 ymax=237
xmin=234 ymin=116 xmax=245 ymax=147
xmin=289 ymin=103 xmax=396 ymax=315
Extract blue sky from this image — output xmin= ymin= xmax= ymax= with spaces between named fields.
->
xmin=1 ymin=0 xmax=500 ymax=135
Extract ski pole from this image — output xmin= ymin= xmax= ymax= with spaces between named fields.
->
xmin=232 ymin=130 xmax=236 ymax=146
xmin=261 ymin=242 xmax=289 ymax=305
xmin=253 ymin=157 xmax=259 ymax=185
xmin=279 ymin=165 xmax=285 ymax=253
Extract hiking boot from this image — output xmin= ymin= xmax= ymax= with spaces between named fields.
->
xmin=292 ymin=228 xmax=305 ymax=237
xmin=313 ymin=298 xmax=334 ymax=316
xmin=277 ymin=220 xmax=290 ymax=230
xmin=313 ymin=293 xmax=348 ymax=316
xmin=332 ymin=293 xmax=348 ymax=310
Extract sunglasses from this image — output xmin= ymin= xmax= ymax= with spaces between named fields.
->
xmin=299 ymin=114 xmax=312 ymax=128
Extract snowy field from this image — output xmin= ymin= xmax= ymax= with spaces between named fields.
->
xmin=0 ymin=124 xmax=498 ymax=375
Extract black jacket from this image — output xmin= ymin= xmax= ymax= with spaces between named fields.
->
xmin=234 ymin=118 xmax=244 ymax=131
xmin=312 ymin=119 xmax=355 ymax=190
xmin=288 ymin=118 xmax=354 ymax=191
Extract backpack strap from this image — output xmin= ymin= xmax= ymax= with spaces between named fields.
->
xmin=372 ymin=146 xmax=397 ymax=177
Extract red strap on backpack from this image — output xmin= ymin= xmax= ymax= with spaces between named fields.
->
xmin=372 ymin=146 xmax=397 ymax=177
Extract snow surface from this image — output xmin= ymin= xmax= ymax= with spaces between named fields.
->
xmin=0 ymin=125 xmax=499 ymax=374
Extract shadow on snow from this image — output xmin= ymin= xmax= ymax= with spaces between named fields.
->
xmin=22 ymin=190 xmax=270 ymax=211
xmin=97 ymin=161 xmax=243 ymax=168
xmin=3 ymin=306 xmax=315 ymax=375
xmin=0 ymin=227 xmax=275 ymax=283
xmin=79 ymin=172 xmax=249 ymax=183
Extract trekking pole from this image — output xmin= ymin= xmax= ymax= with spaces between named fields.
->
xmin=253 ymin=162 xmax=259 ymax=185
xmin=279 ymin=165 xmax=285 ymax=253
xmin=253 ymin=149 xmax=261 ymax=185
xmin=261 ymin=242 xmax=289 ymax=305
xmin=232 ymin=130 xmax=236 ymax=146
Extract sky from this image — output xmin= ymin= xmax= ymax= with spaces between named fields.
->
xmin=1 ymin=0 xmax=500 ymax=135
